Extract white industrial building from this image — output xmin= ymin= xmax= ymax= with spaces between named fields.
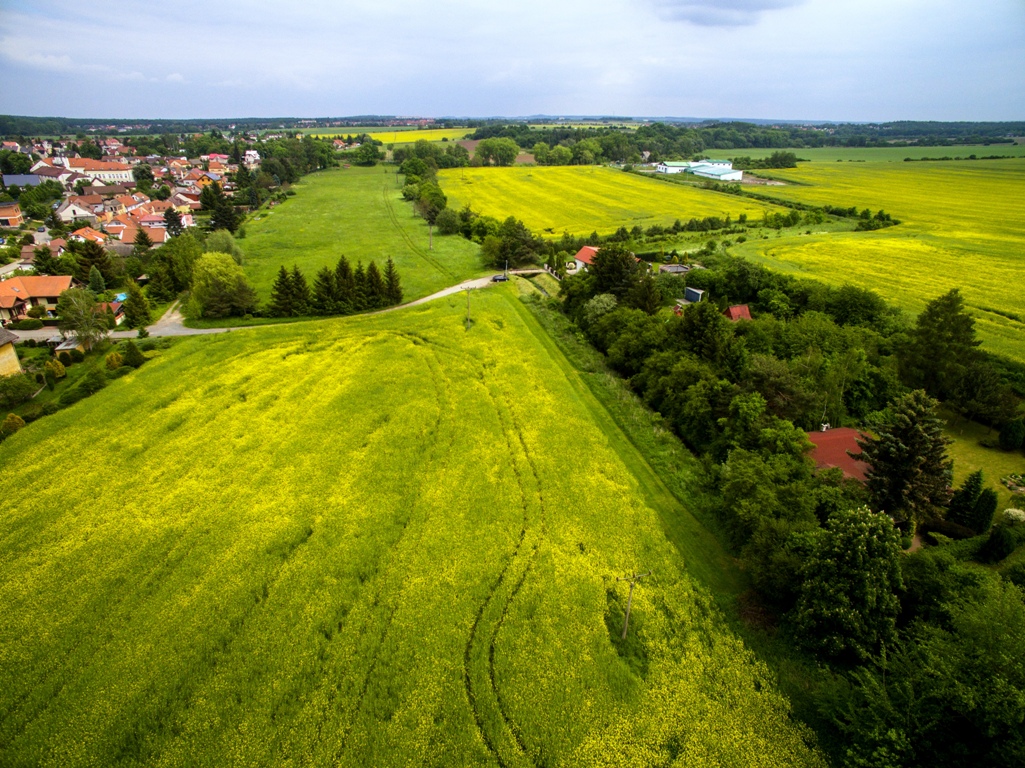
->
xmin=656 ymin=159 xmax=742 ymax=182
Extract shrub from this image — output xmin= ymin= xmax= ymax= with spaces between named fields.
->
xmin=0 ymin=374 xmax=36 ymax=408
xmin=0 ymin=412 xmax=26 ymax=437
xmin=57 ymin=386 xmax=85 ymax=407
xmin=40 ymin=402 xmax=59 ymax=416
xmin=137 ymin=328 xmax=150 ymax=338
xmin=44 ymin=359 xmax=66 ymax=379
xmin=978 ymin=526 xmax=1017 ymax=563
xmin=122 ymin=341 xmax=146 ymax=369
xmin=78 ymin=367 xmax=107 ymax=395
xmin=19 ymin=404 xmax=43 ymax=423
xmin=57 ymin=351 xmax=72 ymax=366
xmin=105 ymin=352 xmax=124 ymax=370
xmin=8 ymin=318 xmax=43 ymax=330
xmin=69 ymin=349 xmax=84 ymax=363
xmin=999 ymin=419 xmax=1025 ymax=451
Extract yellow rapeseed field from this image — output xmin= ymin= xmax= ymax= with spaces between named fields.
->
xmin=439 ymin=166 xmax=777 ymax=235
xmin=310 ymin=128 xmax=472 ymax=143
xmin=737 ymin=159 xmax=1025 ymax=362
xmin=0 ymin=289 xmax=823 ymax=767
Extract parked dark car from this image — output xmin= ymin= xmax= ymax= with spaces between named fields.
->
xmin=491 ymin=274 xmax=509 ymax=282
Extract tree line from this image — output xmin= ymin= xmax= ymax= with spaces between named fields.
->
xmin=267 ymin=256 xmax=403 ymax=317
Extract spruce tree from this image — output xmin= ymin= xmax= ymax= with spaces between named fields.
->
xmin=268 ymin=265 xmax=294 ymax=317
xmin=122 ymin=281 xmax=151 ymax=329
xmin=163 ymin=208 xmax=183 ymax=237
xmin=88 ymin=265 xmax=106 ymax=294
xmin=855 ymin=390 xmax=953 ymax=527
xmin=352 ymin=262 xmax=368 ymax=311
xmin=289 ymin=266 xmax=311 ymax=315
xmin=365 ymin=261 xmax=386 ymax=309
xmin=383 ymin=256 xmax=403 ymax=305
xmin=968 ymin=489 xmax=999 ymax=534
xmin=312 ymin=267 xmax=337 ymax=315
xmin=75 ymin=239 xmax=115 ymax=285
xmin=133 ymin=228 xmax=154 ymax=257
xmin=334 ymin=255 xmax=355 ymax=312
xmin=901 ymin=288 xmax=981 ymax=399
xmin=947 ymin=470 xmax=984 ymax=528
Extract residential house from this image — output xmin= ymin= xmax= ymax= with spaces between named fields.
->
xmin=571 ymin=246 xmax=600 ymax=272
xmin=98 ymin=301 xmax=125 ymax=326
xmin=0 ymin=328 xmax=22 ymax=376
xmin=60 ymin=157 xmax=135 ymax=184
xmin=56 ymin=199 xmax=99 ymax=225
xmin=0 ymin=275 xmax=74 ymax=325
xmin=0 ymin=203 xmax=24 ymax=227
xmin=1 ymin=141 xmax=21 ymax=153
xmin=70 ymin=226 xmax=107 ymax=245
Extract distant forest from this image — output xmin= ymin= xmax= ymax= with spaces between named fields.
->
xmin=1 ymin=114 xmax=1022 ymax=149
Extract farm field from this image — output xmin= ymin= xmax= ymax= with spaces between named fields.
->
xmin=241 ymin=165 xmax=487 ymax=302
xmin=0 ymin=289 xmax=822 ymax=767
xmin=734 ymin=159 xmax=1025 ymax=362
xmin=439 ymin=165 xmax=778 ymax=235
xmin=309 ymin=128 xmax=471 ymax=143
xmin=734 ymin=144 xmax=1025 ymax=163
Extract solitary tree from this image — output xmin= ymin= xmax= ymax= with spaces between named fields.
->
xmin=855 ymin=390 xmax=953 ymax=527
xmin=790 ymin=506 xmax=904 ymax=662
xmin=56 ymin=287 xmax=109 ymax=349
xmin=88 ymin=265 xmax=106 ymax=294
xmin=188 ymin=252 xmax=258 ymax=318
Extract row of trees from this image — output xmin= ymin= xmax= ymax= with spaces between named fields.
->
xmin=268 ymin=256 xmax=403 ymax=317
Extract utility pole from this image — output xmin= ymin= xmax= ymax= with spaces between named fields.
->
xmin=466 ymin=287 xmax=471 ymax=327
xmin=504 ymin=259 xmax=508 ymax=278
xmin=616 ymin=571 xmax=650 ymax=640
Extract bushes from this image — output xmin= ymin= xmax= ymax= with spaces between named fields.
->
xmin=999 ymin=419 xmax=1025 ymax=451
xmin=0 ymin=374 xmax=36 ymax=408
xmin=7 ymin=318 xmax=43 ymax=330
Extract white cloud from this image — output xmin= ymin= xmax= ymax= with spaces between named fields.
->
xmin=651 ymin=0 xmax=804 ymax=26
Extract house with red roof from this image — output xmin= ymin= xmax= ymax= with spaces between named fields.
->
xmin=723 ymin=305 xmax=753 ymax=322
xmin=0 ymin=275 xmax=74 ymax=325
xmin=70 ymin=226 xmax=107 ymax=245
xmin=807 ymin=427 xmax=870 ymax=482
xmin=572 ymin=246 xmax=600 ymax=272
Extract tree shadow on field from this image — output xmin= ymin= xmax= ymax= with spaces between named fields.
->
xmin=605 ymin=588 xmax=649 ymax=679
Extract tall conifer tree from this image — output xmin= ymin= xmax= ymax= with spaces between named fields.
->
xmin=334 ymin=255 xmax=355 ymax=312
xmin=269 ymin=265 xmax=294 ymax=316
xmin=352 ymin=262 xmax=368 ymax=311
xmin=289 ymin=266 xmax=311 ymax=315
xmin=383 ymin=257 xmax=403 ymax=305
xmin=365 ymin=261 xmax=386 ymax=309
xmin=312 ymin=267 xmax=337 ymax=315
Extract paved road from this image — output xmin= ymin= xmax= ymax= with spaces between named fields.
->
xmin=6 ymin=272 xmax=548 ymax=343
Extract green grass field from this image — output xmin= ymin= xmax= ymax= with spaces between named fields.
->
xmin=241 ymin=166 xmax=487 ymax=302
xmin=0 ymin=289 xmax=822 ymax=767
xmin=734 ymin=159 xmax=1025 ymax=362
xmin=735 ymin=145 xmax=1025 ymax=163
xmin=439 ymin=166 xmax=778 ymax=235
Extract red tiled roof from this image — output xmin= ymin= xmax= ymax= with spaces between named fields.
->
xmin=724 ymin=305 xmax=752 ymax=322
xmin=574 ymin=246 xmax=600 ymax=265
xmin=0 ymin=275 xmax=73 ymax=307
xmin=807 ymin=428 xmax=870 ymax=482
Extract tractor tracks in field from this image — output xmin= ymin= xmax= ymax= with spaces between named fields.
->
xmin=328 ymin=335 xmax=461 ymax=761
xmin=462 ymin=368 xmax=547 ymax=768
xmin=381 ymin=175 xmax=455 ymax=281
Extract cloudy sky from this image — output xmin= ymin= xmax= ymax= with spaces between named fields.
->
xmin=1 ymin=0 xmax=1022 ymax=121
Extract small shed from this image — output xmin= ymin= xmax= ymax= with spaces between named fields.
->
xmin=684 ymin=287 xmax=705 ymax=304
xmin=658 ymin=264 xmax=690 ymax=275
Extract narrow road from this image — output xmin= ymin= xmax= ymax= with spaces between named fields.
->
xmin=6 ymin=271 xmax=549 ymax=343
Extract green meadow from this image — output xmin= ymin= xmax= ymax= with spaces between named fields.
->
xmin=734 ymin=159 xmax=1025 ymax=361
xmin=0 ymin=289 xmax=822 ymax=767
xmin=241 ymin=166 xmax=487 ymax=302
